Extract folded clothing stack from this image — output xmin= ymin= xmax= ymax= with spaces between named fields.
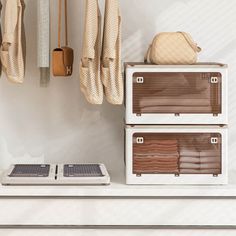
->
xmin=133 ymin=140 xmax=179 ymax=174
xmin=179 ymin=145 xmax=221 ymax=174
xmin=138 ymin=94 xmax=211 ymax=113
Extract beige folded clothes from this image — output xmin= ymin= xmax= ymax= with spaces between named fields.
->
xmin=179 ymin=147 xmax=198 ymax=157
xmin=139 ymin=96 xmax=210 ymax=107
xmin=140 ymin=106 xmax=212 ymax=113
xmin=200 ymin=150 xmax=220 ymax=157
xmin=180 ymin=169 xmax=221 ymax=174
xmin=180 ymin=163 xmax=221 ymax=169
xmin=180 ymin=156 xmax=221 ymax=163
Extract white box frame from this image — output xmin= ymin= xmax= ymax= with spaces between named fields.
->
xmin=125 ymin=64 xmax=228 ymax=125
xmin=125 ymin=125 xmax=228 ymax=185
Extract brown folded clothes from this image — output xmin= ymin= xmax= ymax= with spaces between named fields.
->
xmin=180 ymin=169 xmax=221 ymax=174
xmin=139 ymin=96 xmax=210 ymax=107
xmin=133 ymin=139 xmax=180 ymax=174
xmin=134 ymin=148 xmax=179 ymax=155
xmin=135 ymin=144 xmax=178 ymax=150
xmin=134 ymin=162 xmax=179 ymax=167
xmin=134 ymin=165 xmax=179 ymax=170
xmin=143 ymin=140 xmax=178 ymax=145
xmin=134 ymin=165 xmax=179 ymax=174
xmin=134 ymin=140 xmax=179 ymax=154
xmin=135 ymin=140 xmax=178 ymax=147
xmin=134 ymin=169 xmax=179 ymax=174
xmin=134 ymin=155 xmax=179 ymax=161
xmin=180 ymin=163 xmax=221 ymax=169
xmin=180 ymin=156 xmax=221 ymax=163
xmin=134 ymin=151 xmax=179 ymax=156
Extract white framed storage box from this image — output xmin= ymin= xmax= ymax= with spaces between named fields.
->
xmin=125 ymin=63 xmax=228 ymax=125
xmin=125 ymin=125 xmax=228 ymax=185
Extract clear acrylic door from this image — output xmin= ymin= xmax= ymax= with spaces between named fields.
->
xmin=133 ymin=72 xmax=222 ymax=115
xmin=133 ymin=133 xmax=222 ymax=175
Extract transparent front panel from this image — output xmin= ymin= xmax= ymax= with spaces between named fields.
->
xmin=133 ymin=133 xmax=222 ymax=175
xmin=133 ymin=72 xmax=222 ymax=115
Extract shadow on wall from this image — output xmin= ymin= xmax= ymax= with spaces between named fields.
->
xmin=121 ymin=0 xmax=186 ymax=62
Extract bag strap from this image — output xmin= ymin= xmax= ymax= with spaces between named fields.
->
xmin=58 ymin=0 xmax=68 ymax=48
xmin=178 ymin=32 xmax=201 ymax=52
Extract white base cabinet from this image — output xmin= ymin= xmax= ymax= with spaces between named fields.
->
xmin=0 ymin=198 xmax=236 ymax=227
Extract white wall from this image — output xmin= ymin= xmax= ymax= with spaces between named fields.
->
xmin=0 ymin=0 xmax=236 ymax=179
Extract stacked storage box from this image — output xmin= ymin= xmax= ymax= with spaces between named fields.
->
xmin=125 ymin=63 xmax=228 ymax=184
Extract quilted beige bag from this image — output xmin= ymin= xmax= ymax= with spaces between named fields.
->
xmin=145 ymin=32 xmax=201 ymax=65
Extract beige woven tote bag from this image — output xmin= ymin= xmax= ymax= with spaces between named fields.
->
xmin=0 ymin=0 xmax=25 ymax=83
xmin=80 ymin=0 xmax=103 ymax=104
xmin=101 ymin=0 xmax=123 ymax=105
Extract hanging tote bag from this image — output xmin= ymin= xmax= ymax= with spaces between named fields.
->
xmin=79 ymin=0 xmax=103 ymax=104
xmin=101 ymin=0 xmax=123 ymax=105
xmin=145 ymin=32 xmax=201 ymax=65
xmin=52 ymin=0 xmax=74 ymax=77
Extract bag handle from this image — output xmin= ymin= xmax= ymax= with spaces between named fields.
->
xmin=58 ymin=0 xmax=68 ymax=48
xmin=178 ymin=32 xmax=201 ymax=52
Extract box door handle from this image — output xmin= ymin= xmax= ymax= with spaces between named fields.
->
xmin=136 ymin=77 xmax=144 ymax=84
xmin=136 ymin=137 xmax=144 ymax=144
xmin=210 ymin=77 xmax=219 ymax=83
xmin=211 ymin=137 xmax=218 ymax=144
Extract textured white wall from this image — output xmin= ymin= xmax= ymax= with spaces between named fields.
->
xmin=0 ymin=0 xmax=235 ymax=179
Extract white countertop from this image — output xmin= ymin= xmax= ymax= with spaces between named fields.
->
xmin=0 ymin=169 xmax=236 ymax=197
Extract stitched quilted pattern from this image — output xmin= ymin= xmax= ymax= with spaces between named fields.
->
xmin=80 ymin=0 xmax=103 ymax=104
xmin=102 ymin=0 xmax=123 ymax=105
xmin=148 ymin=32 xmax=200 ymax=65
xmin=0 ymin=0 xmax=26 ymax=83
xmin=80 ymin=0 xmax=123 ymax=105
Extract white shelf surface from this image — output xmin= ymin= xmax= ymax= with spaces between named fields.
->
xmin=1 ymin=169 xmax=236 ymax=197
